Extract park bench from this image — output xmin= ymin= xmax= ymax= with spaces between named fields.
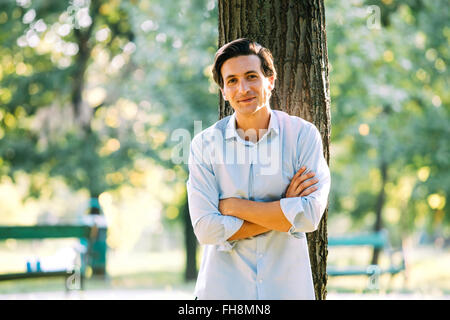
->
xmin=0 ymin=215 xmax=107 ymax=291
xmin=326 ymin=229 xmax=406 ymax=290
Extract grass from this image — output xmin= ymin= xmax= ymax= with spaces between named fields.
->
xmin=0 ymin=243 xmax=195 ymax=295
xmin=326 ymin=245 xmax=450 ymax=296
xmin=0 ymin=240 xmax=448 ymax=298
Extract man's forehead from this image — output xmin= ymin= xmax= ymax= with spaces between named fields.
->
xmin=221 ymin=54 xmax=262 ymax=78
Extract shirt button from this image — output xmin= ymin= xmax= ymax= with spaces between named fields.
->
xmin=259 ymin=254 xmax=263 ymax=258
xmin=259 ymin=279 xmax=263 ymax=283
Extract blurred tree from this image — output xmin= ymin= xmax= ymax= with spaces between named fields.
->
xmin=0 ymin=0 xmax=137 ymax=202
xmin=217 ymin=0 xmax=331 ymax=300
xmin=0 ymin=0 xmax=151 ymax=276
xmin=115 ymin=0 xmax=219 ymax=281
xmin=325 ymin=0 xmax=449 ymax=257
xmin=0 ymin=0 xmax=219 ymax=280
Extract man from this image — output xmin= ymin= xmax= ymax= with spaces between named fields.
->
xmin=186 ymin=38 xmax=331 ymax=299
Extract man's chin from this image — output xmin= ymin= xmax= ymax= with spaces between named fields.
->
xmin=236 ymin=108 xmax=258 ymax=117
xmin=230 ymin=101 xmax=270 ymax=116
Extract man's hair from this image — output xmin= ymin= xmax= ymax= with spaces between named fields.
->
xmin=212 ymin=38 xmax=277 ymax=88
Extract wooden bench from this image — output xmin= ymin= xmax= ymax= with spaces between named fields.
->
xmin=327 ymin=229 xmax=406 ymax=290
xmin=0 ymin=217 xmax=107 ymax=291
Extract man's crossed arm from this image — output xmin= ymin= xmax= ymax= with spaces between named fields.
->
xmin=219 ymin=167 xmax=318 ymax=241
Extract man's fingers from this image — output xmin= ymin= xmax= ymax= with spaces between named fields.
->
xmin=286 ymin=168 xmax=318 ymax=198
xmin=297 ymin=171 xmax=315 ymax=183
xmin=286 ymin=168 xmax=306 ymax=194
xmin=293 ymin=166 xmax=307 ymax=179
xmin=299 ymin=186 xmax=318 ymax=197
xmin=299 ymin=177 xmax=318 ymax=190
xmin=291 ymin=171 xmax=315 ymax=191
xmin=289 ymin=167 xmax=314 ymax=191
xmin=295 ymin=177 xmax=318 ymax=195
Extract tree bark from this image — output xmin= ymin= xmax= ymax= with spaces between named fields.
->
xmin=71 ymin=1 xmax=104 ymax=277
xmin=71 ymin=1 xmax=100 ymax=132
xmin=371 ymin=106 xmax=390 ymax=265
xmin=371 ymin=160 xmax=387 ymax=265
xmin=218 ymin=0 xmax=331 ymax=300
xmin=183 ymin=198 xmax=198 ymax=281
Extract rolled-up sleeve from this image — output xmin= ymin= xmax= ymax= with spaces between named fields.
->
xmin=186 ymin=134 xmax=244 ymax=251
xmin=279 ymin=123 xmax=331 ymax=236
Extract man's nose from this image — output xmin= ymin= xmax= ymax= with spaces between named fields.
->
xmin=238 ymin=80 xmax=250 ymax=94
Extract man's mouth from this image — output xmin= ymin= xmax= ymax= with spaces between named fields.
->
xmin=238 ymin=97 xmax=256 ymax=103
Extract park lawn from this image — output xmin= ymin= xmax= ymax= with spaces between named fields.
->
xmin=0 ymin=242 xmax=448 ymax=297
xmin=327 ymin=245 xmax=450 ymax=296
xmin=0 ymin=244 xmax=193 ymax=294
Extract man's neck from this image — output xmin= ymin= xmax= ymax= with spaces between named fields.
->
xmin=235 ymin=106 xmax=271 ymax=142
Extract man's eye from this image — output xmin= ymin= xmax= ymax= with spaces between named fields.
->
xmin=248 ymin=74 xmax=257 ymax=79
xmin=228 ymin=79 xmax=236 ymax=84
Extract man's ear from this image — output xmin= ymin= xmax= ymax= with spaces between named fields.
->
xmin=268 ymin=75 xmax=275 ymax=91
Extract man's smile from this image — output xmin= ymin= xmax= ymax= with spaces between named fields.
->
xmin=238 ymin=97 xmax=256 ymax=103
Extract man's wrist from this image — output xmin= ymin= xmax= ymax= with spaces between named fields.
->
xmin=227 ymin=198 xmax=245 ymax=218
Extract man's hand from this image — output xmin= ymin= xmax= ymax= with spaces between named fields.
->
xmin=218 ymin=197 xmax=239 ymax=216
xmin=285 ymin=166 xmax=318 ymax=198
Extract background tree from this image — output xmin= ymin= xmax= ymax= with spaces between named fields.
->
xmin=0 ymin=0 xmax=138 ymax=209
xmin=0 ymin=0 xmax=144 ymax=275
xmin=218 ymin=0 xmax=331 ymax=300
xmin=325 ymin=0 xmax=449 ymax=262
xmin=0 ymin=0 xmax=217 ymax=278
xmin=120 ymin=0 xmax=219 ymax=281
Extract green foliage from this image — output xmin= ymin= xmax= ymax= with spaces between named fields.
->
xmin=326 ymin=0 xmax=449 ymax=235
xmin=1 ymin=0 xmax=447 ymax=238
xmin=116 ymin=0 xmax=219 ymax=223
xmin=0 ymin=0 xmax=218 ymax=227
xmin=0 ymin=0 xmax=140 ymax=200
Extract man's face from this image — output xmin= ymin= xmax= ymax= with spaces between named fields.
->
xmin=220 ymin=54 xmax=274 ymax=116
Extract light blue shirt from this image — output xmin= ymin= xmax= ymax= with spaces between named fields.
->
xmin=186 ymin=108 xmax=331 ymax=300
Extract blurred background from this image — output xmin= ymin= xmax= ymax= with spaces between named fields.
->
xmin=0 ymin=0 xmax=448 ymax=299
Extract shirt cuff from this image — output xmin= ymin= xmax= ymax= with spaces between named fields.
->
xmin=217 ymin=216 xmax=244 ymax=252
xmin=280 ymin=197 xmax=306 ymax=239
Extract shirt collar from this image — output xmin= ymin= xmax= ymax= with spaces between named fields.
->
xmin=225 ymin=108 xmax=280 ymax=141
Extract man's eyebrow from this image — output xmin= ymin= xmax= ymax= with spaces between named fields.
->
xmin=225 ymin=71 xmax=258 ymax=80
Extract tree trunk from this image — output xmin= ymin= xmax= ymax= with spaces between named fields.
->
xmin=183 ymin=198 xmax=198 ymax=281
xmin=71 ymin=1 xmax=101 ymax=132
xmin=371 ymin=106 xmax=390 ymax=265
xmin=71 ymin=1 xmax=104 ymax=277
xmin=371 ymin=160 xmax=387 ymax=265
xmin=218 ymin=0 xmax=331 ymax=300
